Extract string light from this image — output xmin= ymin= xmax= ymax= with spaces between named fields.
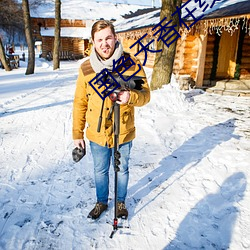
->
xmin=183 ymin=15 xmax=250 ymax=37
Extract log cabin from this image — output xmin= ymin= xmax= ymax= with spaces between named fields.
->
xmin=31 ymin=18 xmax=92 ymax=60
xmin=114 ymin=0 xmax=250 ymax=94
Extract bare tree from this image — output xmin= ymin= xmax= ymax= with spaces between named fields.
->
xmin=151 ymin=0 xmax=182 ymax=90
xmin=53 ymin=0 xmax=61 ymax=70
xmin=22 ymin=0 xmax=35 ymax=75
xmin=0 ymin=0 xmax=24 ymax=36
xmin=0 ymin=37 xmax=11 ymax=71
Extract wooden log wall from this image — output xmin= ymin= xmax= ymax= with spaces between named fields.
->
xmin=72 ymin=38 xmax=88 ymax=56
xmin=173 ymin=37 xmax=184 ymax=74
xmin=32 ymin=18 xmax=86 ymax=29
xmin=119 ymin=37 xmax=156 ymax=68
xmin=119 ymin=29 xmax=200 ymax=74
xmin=41 ymin=37 xmax=86 ymax=59
xmin=173 ymin=34 xmax=198 ymax=80
xmin=61 ymin=38 xmax=74 ymax=52
xmin=203 ymin=33 xmax=215 ymax=81
xmin=118 ymin=25 xmax=250 ymax=86
xmin=41 ymin=37 xmax=53 ymax=58
xmin=120 ymin=38 xmax=138 ymax=55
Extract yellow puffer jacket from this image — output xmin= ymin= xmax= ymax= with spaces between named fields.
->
xmin=72 ymin=53 xmax=150 ymax=148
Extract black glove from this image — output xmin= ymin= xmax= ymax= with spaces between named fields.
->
xmin=72 ymin=146 xmax=86 ymax=162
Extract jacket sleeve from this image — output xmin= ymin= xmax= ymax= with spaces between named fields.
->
xmin=127 ymin=58 xmax=150 ymax=107
xmin=72 ymin=68 xmax=88 ymax=140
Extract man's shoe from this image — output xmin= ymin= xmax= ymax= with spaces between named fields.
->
xmin=87 ymin=202 xmax=108 ymax=220
xmin=117 ymin=202 xmax=128 ymax=219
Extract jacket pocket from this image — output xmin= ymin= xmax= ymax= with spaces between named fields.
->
xmin=120 ymin=106 xmax=135 ymax=134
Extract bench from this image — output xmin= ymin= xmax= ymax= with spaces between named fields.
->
xmin=0 ymin=54 xmax=20 ymax=69
xmin=46 ymin=51 xmax=75 ymax=61
xmin=9 ymin=54 xmax=20 ymax=69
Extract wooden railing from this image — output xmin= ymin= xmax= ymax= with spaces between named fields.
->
xmin=46 ymin=51 xmax=83 ymax=61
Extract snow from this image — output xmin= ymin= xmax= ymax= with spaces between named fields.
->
xmin=182 ymin=0 xmax=250 ymax=21
xmin=114 ymin=0 xmax=250 ymax=32
xmin=40 ymin=27 xmax=92 ymax=39
xmin=0 ymin=48 xmax=250 ymax=249
xmin=30 ymin=0 xmax=153 ymax=20
xmin=93 ymin=0 xmax=161 ymax=7
xmin=114 ymin=9 xmax=160 ymax=32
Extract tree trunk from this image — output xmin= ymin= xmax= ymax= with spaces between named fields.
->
xmin=53 ymin=0 xmax=61 ymax=70
xmin=0 ymin=37 xmax=11 ymax=71
xmin=22 ymin=0 xmax=35 ymax=75
xmin=151 ymin=0 xmax=182 ymax=90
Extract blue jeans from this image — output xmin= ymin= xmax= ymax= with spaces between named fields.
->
xmin=90 ymin=141 xmax=132 ymax=205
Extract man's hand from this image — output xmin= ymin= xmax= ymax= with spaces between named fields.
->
xmin=72 ymin=139 xmax=86 ymax=162
xmin=74 ymin=139 xmax=85 ymax=149
xmin=116 ymin=90 xmax=130 ymax=105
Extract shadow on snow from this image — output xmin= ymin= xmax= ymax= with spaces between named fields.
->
xmin=0 ymin=100 xmax=73 ymax=117
xmin=127 ymin=118 xmax=243 ymax=248
xmin=128 ymin=118 xmax=239 ymax=213
xmin=164 ymin=172 xmax=247 ymax=249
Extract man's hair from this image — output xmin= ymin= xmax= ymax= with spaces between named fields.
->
xmin=91 ymin=20 xmax=116 ymax=40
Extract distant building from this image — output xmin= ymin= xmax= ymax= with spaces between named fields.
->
xmin=30 ymin=1 xmax=151 ymax=60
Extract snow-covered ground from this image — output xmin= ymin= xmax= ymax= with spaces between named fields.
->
xmin=0 ymin=49 xmax=250 ymax=250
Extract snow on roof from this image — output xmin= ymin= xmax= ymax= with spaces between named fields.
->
xmin=40 ymin=27 xmax=91 ymax=39
xmin=114 ymin=0 xmax=250 ymax=33
xmin=183 ymin=0 xmax=250 ymax=21
xmin=30 ymin=0 xmax=152 ymax=20
xmin=202 ymin=0 xmax=250 ymax=20
xmin=114 ymin=9 xmax=160 ymax=32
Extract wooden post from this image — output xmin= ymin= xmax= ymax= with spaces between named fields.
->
xmin=195 ymin=32 xmax=207 ymax=88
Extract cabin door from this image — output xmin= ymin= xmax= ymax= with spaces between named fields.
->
xmin=216 ymin=30 xmax=239 ymax=79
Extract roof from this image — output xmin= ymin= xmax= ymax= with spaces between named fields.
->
xmin=114 ymin=0 xmax=250 ymax=33
xmin=122 ymin=7 xmax=160 ymax=19
xmin=30 ymin=0 xmax=152 ymax=20
xmin=203 ymin=1 xmax=250 ymax=19
xmin=115 ymin=8 xmax=160 ymax=32
xmin=183 ymin=0 xmax=250 ymax=21
xmin=40 ymin=27 xmax=91 ymax=39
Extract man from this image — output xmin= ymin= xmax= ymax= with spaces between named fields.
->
xmin=72 ymin=20 xmax=150 ymax=220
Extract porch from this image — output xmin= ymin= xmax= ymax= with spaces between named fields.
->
xmin=205 ymin=79 xmax=250 ymax=97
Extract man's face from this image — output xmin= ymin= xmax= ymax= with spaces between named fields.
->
xmin=93 ymin=27 xmax=117 ymax=60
